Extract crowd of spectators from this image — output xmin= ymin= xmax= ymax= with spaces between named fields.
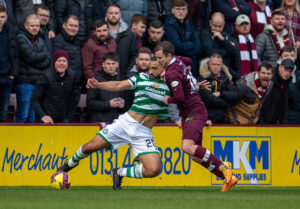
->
xmin=0 ymin=0 xmax=300 ymax=125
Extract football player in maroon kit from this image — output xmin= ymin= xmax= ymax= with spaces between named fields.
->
xmin=154 ymin=41 xmax=237 ymax=192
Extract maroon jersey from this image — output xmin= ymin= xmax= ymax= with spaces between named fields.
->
xmin=165 ymin=57 xmax=207 ymax=118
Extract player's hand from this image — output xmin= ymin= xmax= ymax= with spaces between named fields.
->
xmin=206 ymin=120 xmax=212 ymax=127
xmin=198 ymin=80 xmax=211 ymax=90
xmin=175 ymin=120 xmax=182 ymax=128
xmin=160 ymin=70 xmax=166 ymax=81
xmin=41 ymin=115 xmax=54 ymax=124
xmin=86 ymin=78 xmax=99 ymax=89
xmin=163 ymin=95 xmax=170 ymax=105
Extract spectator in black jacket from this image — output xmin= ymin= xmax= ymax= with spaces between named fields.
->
xmin=0 ymin=0 xmax=16 ymax=25
xmin=116 ymin=17 xmax=139 ymax=80
xmin=15 ymin=14 xmax=51 ymax=123
xmin=287 ymin=69 xmax=300 ymax=124
xmin=200 ymin=12 xmax=240 ymax=81
xmin=14 ymin=0 xmax=56 ymax=36
xmin=142 ymin=19 xmax=167 ymax=56
xmin=31 ymin=50 xmax=80 ymax=124
xmin=0 ymin=5 xmax=18 ymax=122
xmin=259 ymin=59 xmax=294 ymax=124
xmin=86 ymin=52 xmax=124 ymax=123
xmin=52 ymin=15 xmax=82 ymax=84
xmin=55 ymin=0 xmax=103 ymax=44
xmin=199 ymin=53 xmax=244 ymax=123
xmin=36 ymin=4 xmax=52 ymax=53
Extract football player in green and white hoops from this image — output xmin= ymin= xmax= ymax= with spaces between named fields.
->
xmin=57 ymin=56 xmax=170 ymax=190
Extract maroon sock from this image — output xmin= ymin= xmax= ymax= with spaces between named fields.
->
xmin=195 ymin=146 xmax=225 ymax=179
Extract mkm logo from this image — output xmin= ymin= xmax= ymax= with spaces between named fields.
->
xmin=211 ymin=136 xmax=272 ymax=185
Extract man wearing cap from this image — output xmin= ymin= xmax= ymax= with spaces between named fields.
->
xmin=233 ymin=14 xmax=259 ymax=76
xmin=258 ymin=59 xmax=294 ymax=124
xmin=31 ymin=50 xmax=80 ymax=124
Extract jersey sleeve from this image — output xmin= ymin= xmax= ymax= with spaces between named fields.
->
xmin=128 ymin=74 xmax=139 ymax=90
xmin=166 ymin=72 xmax=186 ymax=104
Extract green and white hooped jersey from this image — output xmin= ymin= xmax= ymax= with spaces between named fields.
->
xmin=128 ymin=72 xmax=171 ymax=119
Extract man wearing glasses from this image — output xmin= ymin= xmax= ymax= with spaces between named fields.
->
xmin=164 ymin=0 xmax=201 ymax=78
xmin=35 ymin=4 xmax=53 ymax=52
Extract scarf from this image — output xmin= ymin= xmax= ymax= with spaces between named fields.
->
xmin=239 ymin=34 xmax=258 ymax=75
xmin=254 ymin=73 xmax=267 ymax=99
xmin=272 ymin=31 xmax=290 ymax=54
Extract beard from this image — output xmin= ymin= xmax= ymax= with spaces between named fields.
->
xmin=108 ymin=19 xmax=120 ymax=26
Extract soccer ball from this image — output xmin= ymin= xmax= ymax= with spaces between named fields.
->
xmin=50 ymin=171 xmax=71 ymax=190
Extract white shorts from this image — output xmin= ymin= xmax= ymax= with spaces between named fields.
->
xmin=97 ymin=112 xmax=159 ymax=160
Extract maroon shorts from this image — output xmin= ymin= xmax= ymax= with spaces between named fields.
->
xmin=182 ymin=113 xmax=207 ymax=145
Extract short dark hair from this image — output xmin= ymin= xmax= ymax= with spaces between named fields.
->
xmin=259 ymin=63 xmax=273 ymax=72
xmin=93 ymin=19 xmax=108 ymax=30
xmin=64 ymin=15 xmax=79 ymax=24
xmin=0 ymin=5 xmax=7 ymax=13
xmin=172 ymin=0 xmax=188 ymax=7
xmin=154 ymin=41 xmax=175 ymax=56
xmin=106 ymin=4 xmax=121 ymax=13
xmin=279 ymin=46 xmax=295 ymax=57
xmin=103 ymin=52 xmax=119 ymax=62
xmin=131 ymin=14 xmax=147 ymax=27
xmin=272 ymin=9 xmax=285 ymax=18
xmin=35 ymin=4 xmax=50 ymax=13
xmin=149 ymin=19 xmax=164 ymax=29
xmin=138 ymin=47 xmax=151 ymax=57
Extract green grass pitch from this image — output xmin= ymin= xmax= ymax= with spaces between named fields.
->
xmin=0 ymin=186 xmax=299 ymax=209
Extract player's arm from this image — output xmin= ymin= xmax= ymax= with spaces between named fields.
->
xmin=164 ymin=79 xmax=185 ymax=105
xmin=86 ymin=78 xmax=132 ymax=92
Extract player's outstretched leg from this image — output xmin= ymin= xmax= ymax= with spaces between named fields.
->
xmin=182 ymin=139 xmax=237 ymax=191
xmin=111 ymin=153 xmax=161 ymax=190
xmin=57 ymin=135 xmax=110 ymax=172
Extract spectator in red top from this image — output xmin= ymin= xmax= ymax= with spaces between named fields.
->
xmin=249 ymin=0 xmax=272 ymax=39
xmin=81 ymin=19 xmax=117 ymax=79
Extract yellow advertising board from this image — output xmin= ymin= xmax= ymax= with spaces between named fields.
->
xmin=0 ymin=125 xmax=299 ymax=187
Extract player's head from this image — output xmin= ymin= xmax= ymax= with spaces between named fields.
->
xmin=258 ymin=63 xmax=273 ymax=88
xmin=154 ymin=41 xmax=175 ymax=68
xmin=208 ymin=53 xmax=223 ymax=76
xmin=148 ymin=57 xmax=164 ymax=79
xmin=136 ymin=47 xmax=151 ymax=72
xmin=102 ymin=52 xmax=119 ymax=75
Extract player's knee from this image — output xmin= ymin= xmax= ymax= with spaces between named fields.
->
xmin=181 ymin=143 xmax=193 ymax=155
